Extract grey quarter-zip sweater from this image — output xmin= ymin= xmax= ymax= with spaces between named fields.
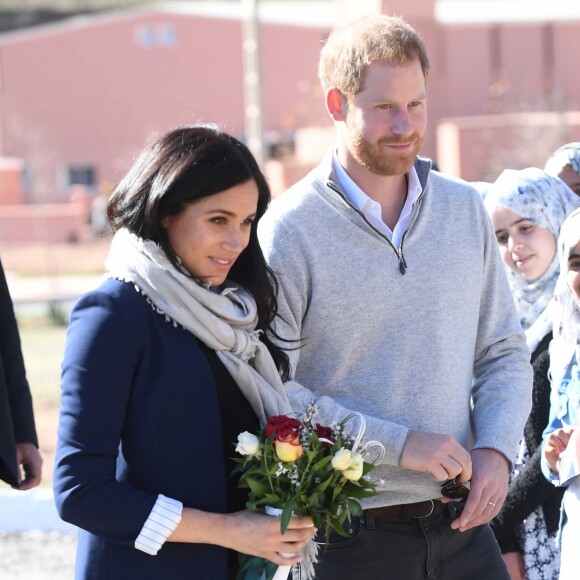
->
xmin=258 ymin=154 xmax=533 ymax=508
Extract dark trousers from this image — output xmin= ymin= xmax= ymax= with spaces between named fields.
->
xmin=296 ymin=502 xmax=509 ymax=580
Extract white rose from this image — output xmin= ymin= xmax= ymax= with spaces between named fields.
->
xmin=343 ymin=452 xmax=364 ymax=481
xmin=236 ymin=432 xmax=260 ymax=456
xmin=331 ymin=448 xmax=352 ymax=471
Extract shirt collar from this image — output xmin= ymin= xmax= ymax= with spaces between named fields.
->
xmin=331 ymin=149 xmax=422 ymax=210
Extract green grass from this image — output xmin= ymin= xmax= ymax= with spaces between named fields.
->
xmin=18 ymin=318 xmax=68 ymax=407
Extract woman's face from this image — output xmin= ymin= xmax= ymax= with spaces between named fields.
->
xmin=567 ymin=239 xmax=580 ymax=303
xmin=162 ymin=180 xmax=259 ymax=286
xmin=490 ymin=206 xmax=557 ymax=281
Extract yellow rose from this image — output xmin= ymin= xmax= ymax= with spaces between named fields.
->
xmin=274 ymin=436 xmax=304 ymax=462
xmin=331 ymin=448 xmax=352 ymax=471
xmin=343 ymin=452 xmax=364 ymax=481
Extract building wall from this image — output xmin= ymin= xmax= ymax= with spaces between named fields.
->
xmin=0 ymin=2 xmax=579 ymax=211
xmin=0 ymin=8 xmax=328 ymax=202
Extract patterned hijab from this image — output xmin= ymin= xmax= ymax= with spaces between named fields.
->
xmin=550 ymin=208 xmax=580 ymax=381
xmin=544 ymin=142 xmax=580 ymax=177
xmin=484 ymin=168 xmax=580 ymax=352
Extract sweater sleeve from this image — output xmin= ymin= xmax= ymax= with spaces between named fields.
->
xmin=259 ymin=212 xmax=409 ymax=466
xmin=470 ymin=200 xmax=533 ymax=464
xmin=54 ymin=290 xmax=158 ymax=545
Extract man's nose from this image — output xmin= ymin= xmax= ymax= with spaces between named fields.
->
xmin=391 ymin=109 xmax=413 ymax=136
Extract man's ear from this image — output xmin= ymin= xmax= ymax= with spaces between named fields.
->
xmin=325 ymin=87 xmax=348 ymax=122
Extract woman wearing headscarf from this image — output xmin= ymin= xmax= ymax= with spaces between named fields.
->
xmin=541 ymin=208 xmax=580 ymax=580
xmin=544 ymin=142 xmax=580 ymax=196
xmin=484 ymin=167 xmax=580 ymax=580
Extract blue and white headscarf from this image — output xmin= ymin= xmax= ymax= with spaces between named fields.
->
xmin=544 ymin=142 xmax=580 ymax=177
xmin=484 ymin=167 xmax=580 ymax=352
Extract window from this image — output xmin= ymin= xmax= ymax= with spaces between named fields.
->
xmin=67 ymin=164 xmax=96 ymax=187
xmin=135 ymin=23 xmax=177 ymax=47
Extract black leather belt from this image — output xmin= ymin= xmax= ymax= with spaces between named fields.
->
xmin=365 ymin=499 xmax=441 ymax=519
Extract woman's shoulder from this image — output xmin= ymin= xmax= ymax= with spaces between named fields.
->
xmin=77 ymin=277 xmax=149 ymax=311
xmin=70 ymin=278 xmax=156 ymax=338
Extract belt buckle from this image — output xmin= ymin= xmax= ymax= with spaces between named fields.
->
xmin=413 ymin=499 xmax=435 ymax=518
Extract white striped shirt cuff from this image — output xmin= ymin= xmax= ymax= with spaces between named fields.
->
xmin=134 ymin=494 xmax=183 ymax=556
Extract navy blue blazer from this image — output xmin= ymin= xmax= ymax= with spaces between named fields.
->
xmin=54 ymin=279 xmax=234 ymax=579
xmin=0 ymin=260 xmax=38 ymax=487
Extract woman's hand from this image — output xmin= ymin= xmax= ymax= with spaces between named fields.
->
xmin=170 ymin=508 xmax=316 ymax=566
xmin=544 ymin=427 xmax=573 ymax=474
xmin=219 ymin=510 xmax=316 ymax=565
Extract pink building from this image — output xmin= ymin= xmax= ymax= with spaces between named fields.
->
xmin=0 ymin=0 xmax=579 ymax=217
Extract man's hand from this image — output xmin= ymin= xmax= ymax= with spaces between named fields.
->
xmin=503 ymin=551 xmax=525 ymax=580
xmin=400 ymin=431 xmax=472 ymax=482
xmin=451 ymin=448 xmax=509 ymax=532
xmin=14 ymin=442 xmax=42 ymax=490
xmin=543 ymin=427 xmax=573 ymax=475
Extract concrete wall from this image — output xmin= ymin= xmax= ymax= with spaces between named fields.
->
xmin=437 ymin=111 xmax=580 ymax=181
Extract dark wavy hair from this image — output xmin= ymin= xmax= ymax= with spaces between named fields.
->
xmin=107 ymin=124 xmax=290 ymax=380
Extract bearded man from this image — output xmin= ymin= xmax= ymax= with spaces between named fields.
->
xmin=258 ymin=14 xmax=532 ymax=580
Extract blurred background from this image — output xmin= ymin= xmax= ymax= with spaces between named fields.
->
xmin=0 ymin=0 xmax=579 ymax=577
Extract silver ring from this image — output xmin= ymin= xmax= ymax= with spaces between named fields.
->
xmin=488 ymin=501 xmax=496 ymax=508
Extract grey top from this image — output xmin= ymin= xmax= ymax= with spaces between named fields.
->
xmin=258 ymin=154 xmax=533 ymax=507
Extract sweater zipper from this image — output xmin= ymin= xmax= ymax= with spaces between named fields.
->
xmin=326 ymin=181 xmax=424 ymax=275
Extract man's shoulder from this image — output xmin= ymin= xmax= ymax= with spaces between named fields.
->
xmin=427 ymin=168 xmax=482 ymax=200
xmin=264 ymin=164 xmax=329 ymax=220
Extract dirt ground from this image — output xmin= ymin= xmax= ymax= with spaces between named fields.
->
xmin=0 ymin=532 xmax=77 ymax=580
xmin=0 ymin=236 xmax=112 ymax=579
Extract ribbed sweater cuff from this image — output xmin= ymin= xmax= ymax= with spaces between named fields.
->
xmin=134 ymin=494 xmax=183 ymax=556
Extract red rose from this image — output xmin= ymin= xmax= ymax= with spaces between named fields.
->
xmin=315 ymin=424 xmax=335 ymax=449
xmin=264 ymin=415 xmax=302 ymax=439
xmin=315 ymin=424 xmax=334 ymax=441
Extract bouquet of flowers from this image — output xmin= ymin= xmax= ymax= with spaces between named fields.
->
xmin=234 ymin=402 xmax=384 ymax=580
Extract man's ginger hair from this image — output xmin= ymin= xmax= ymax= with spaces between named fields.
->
xmin=319 ymin=14 xmax=430 ymax=99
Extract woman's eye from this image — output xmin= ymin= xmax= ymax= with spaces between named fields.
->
xmin=210 ymin=217 xmax=226 ymax=224
xmin=520 ymin=224 xmax=533 ymax=234
xmin=496 ymin=234 xmax=507 ymax=245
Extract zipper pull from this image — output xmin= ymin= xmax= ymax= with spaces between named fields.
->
xmin=398 ymin=252 xmax=406 ymax=275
